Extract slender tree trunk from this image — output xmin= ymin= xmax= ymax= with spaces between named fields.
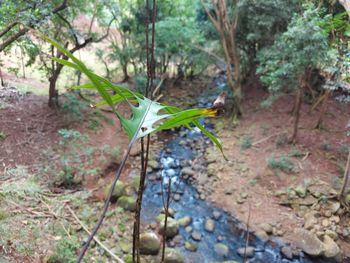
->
xmin=290 ymin=87 xmax=303 ymax=143
xmin=0 ymin=68 xmax=4 ymax=86
xmin=339 ymin=150 xmax=350 ymax=200
xmin=121 ymin=62 xmax=129 ymax=82
xmin=20 ymin=46 xmax=26 ymax=78
xmin=48 ymin=64 xmax=64 ymax=108
xmin=314 ymin=90 xmax=330 ymax=129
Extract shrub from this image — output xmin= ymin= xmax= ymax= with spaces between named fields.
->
xmin=47 ymin=238 xmax=79 ymax=263
xmin=268 ymin=156 xmax=295 ymax=173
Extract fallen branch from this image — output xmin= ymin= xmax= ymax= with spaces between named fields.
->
xmin=252 ymin=132 xmax=285 ymax=147
xmin=66 ymin=205 xmax=125 ymax=263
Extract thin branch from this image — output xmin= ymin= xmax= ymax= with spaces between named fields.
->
xmin=66 ymin=205 xmax=125 ymax=263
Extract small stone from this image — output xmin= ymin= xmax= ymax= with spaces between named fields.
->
xmin=237 ymin=246 xmax=255 ymax=258
xmin=191 ymin=231 xmax=202 ymax=241
xmin=281 ymin=246 xmax=293 ymax=259
xmin=104 ymin=181 xmax=126 ymax=202
xmin=185 ymin=241 xmax=198 ymax=252
xmin=205 ymin=218 xmax=215 ymax=232
xmin=214 ymin=243 xmax=229 ymax=257
xmin=181 ymin=167 xmax=195 ymax=177
xmin=260 ymin=223 xmax=273 ymax=235
xmin=185 ymin=226 xmax=193 ymax=233
xmin=213 ymin=211 xmax=222 ymax=220
xmin=159 ymin=218 xmax=179 ymax=238
xmin=304 ymin=212 xmax=318 ymax=230
xmin=240 ymin=192 xmax=248 ymax=199
xmin=139 ymin=232 xmax=161 ymax=255
xmin=295 ymin=184 xmax=307 ymax=198
xmin=177 ymin=216 xmax=192 ymax=227
xmin=322 ymin=219 xmax=330 ymax=227
xmin=161 ymin=208 xmax=175 ymax=218
xmin=325 ymin=230 xmax=338 ymax=240
xmin=173 ymin=194 xmax=181 ymax=201
xmin=116 ymin=196 xmax=136 ymax=211
xmin=164 ymin=248 xmax=185 ymax=263
xmin=255 ymin=230 xmax=269 ymax=241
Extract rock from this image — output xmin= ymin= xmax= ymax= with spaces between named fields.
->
xmin=148 ymin=160 xmax=159 ymax=170
xmin=116 ymin=196 xmax=136 ymax=211
xmin=191 ymin=231 xmax=202 ymax=241
xmin=139 ymin=232 xmax=161 ymax=255
xmin=291 ymin=228 xmax=324 ymax=256
xmin=160 ymin=208 xmax=175 ymax=218
xmin=281 ymin=246 xmax=293 ymax=259
xmin=255 ymin=230 xmax=269 ymax=241
xmin=213 ymin=211 xmax=222 ymax=220
xmin=120 ymin=241 xmax=131 ymax=253
xmin=104 ymin=181 xmax=126 ymax=202
xmin=205 ymin=218 xmax=215 ymax=232
xmin=323 ymin=235 xmax=340 ymax=259
xmin=295 ymin=184 xmax=307 ymax=198
xmin=214 ymin=243 xmax=229 ymax=257
xmin=185 ymin=241 xmax=198 ymax=252
xmin=260 ymin=223 xmax=273 ymax=235
xmin=325 ymin=230 xmax=338 ymax=240
xmin=177 ymin=216 xmax=192 ymax=227
xmin=237 ymin=246 xmax=255 ymax=258
xmin=322 ymin=219 xmax=330 ymax=227
xmin=173 ymin=194 xmax=181 ymax=201
xmin=159 ymin=218 xmax=179 ymax=238
xmin=130 ymin=143 xmax=141 ymax=156
xmin=185 ymin=226 xmax=193 ymax=233
xmin=131 ymin=175 xmax=141 ymax=191
xmin=164 ymin=248 xmax=185 ymax=263
xmin=304 ymin=213 xmax=318 ymax=230
xmin=181 ymin=167 xmax=195 ymax=177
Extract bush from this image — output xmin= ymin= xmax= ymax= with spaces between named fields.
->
xmin=61 ymin=92 xmax=88 ymax=123
xmin=268 ymin=156 xmax=294 ymax=173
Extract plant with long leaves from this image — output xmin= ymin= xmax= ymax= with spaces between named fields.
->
xmin=42 ymin=34 xmax=224 ymax=262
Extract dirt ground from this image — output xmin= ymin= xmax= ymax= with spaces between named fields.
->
xmin=1 ymin=74 xmax=350 ymax=262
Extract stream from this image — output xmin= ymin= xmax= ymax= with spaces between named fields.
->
xmin=140 ymin=77 xmax=334 ymax=263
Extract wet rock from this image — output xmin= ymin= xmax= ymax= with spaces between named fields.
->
xmin=237 ymin=246 xmax=255 ymax=258
xmin=164 ymin=248 xmax=185 ymax=263
xmin=213 ymin=210 xmax=222 ymax=220
xmin=177 ymin=216 xmax=192 ymax=227
xmin=131 ymin=175 xmax=141 ymax=191
xmin=160 ymin=208 xmax=175 ymax=218
xmin=191 ymin=230 xmax=202 ymax=241
xmin=255 ymin=230 xmax=269 ymax=241
xmin=173 ymin=193 xmax=181 ymax=201
xmin=185 ymin=226 xmax=192 ymax=233
xmin=325 ymin=230 xmax=338 ymax=240
xmin=159 ymin=218 xmax=179 ymax=238
xmin=185 ymin=241 xmax=198 ymax=252
xmin=205 ymin=218 xmax=215 ymax=232
xmin=281 ymin=246 xmax=293 ymax=259
xmin=120 ymin=241 xmax=131 ymax=253
xmin=139 ymin=232 xmax=161 ymax=255
xmin=322 ymin=218 xmax=330 ymax=227
xmin=291 ymin=228 xmax=324 ymax=256
xmin=116 ymin=196 xmax=136 ymax=211
xmin=323 ymin=235 xmax=340 ymax=259
xmin=214 ymin=243 xmax=229 ymax=257
xmin=104 ymin=181 xmax=126 ymax=202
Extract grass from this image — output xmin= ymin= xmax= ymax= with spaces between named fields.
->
xmin=240 ymin=134 xmax=252 ymax=150
xmin=268 ymin=155 xmax=295 ymax=173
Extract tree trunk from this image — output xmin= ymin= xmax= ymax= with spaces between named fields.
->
xmin=339 ymin=150 xmax=350 ymax=200
xmin=121 ymin=62 xmax=129 ymax=82
xmin=0 ymin=68 xmax=4 ymax=86
xmin=48 ymin=64 xmax=63 ymax=108
xmin=314 ymin=90 xmax=330 ymax=129
xmin=290 ymin=87 xmax=303 ymax=143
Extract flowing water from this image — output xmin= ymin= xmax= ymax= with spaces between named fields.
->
xmin=141 ymin=77 xmax=334 ymax=263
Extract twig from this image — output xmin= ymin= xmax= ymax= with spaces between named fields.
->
xmin=66 ymin=205 xmax=124 ymax=263
xmin=243 ymin=203 xmax=251 ymax=263
xmin=252 ymin=132 xmax=284 ymax=146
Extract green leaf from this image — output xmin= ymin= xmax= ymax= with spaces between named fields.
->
xmin=41 ymin=34 xmax=225 ymax=157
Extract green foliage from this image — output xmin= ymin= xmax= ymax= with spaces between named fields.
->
xmin=257 ymin=5 xmax=336 ymax=94
xmin=268 ymin=156 xmax=295 ymax=173
xmin=47 ymin=237 xmax=79 ymax=263
xmin=44 ymin=35 xmax=224 ymax=155
xmin=275 ymin=134 xmax=288 ymax=147
xmin=60 ymin=92 xmax=88 ymax=122
xmin=240 ymin=135 xmax=252 ymax=150
xmin=289 ymin=147 xmax=304 ymax=158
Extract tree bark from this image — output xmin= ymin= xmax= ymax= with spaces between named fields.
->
xmin=339 ymin=150 xmax=350 ymax=200
xmin=48 ymin=64 xmax=63 ymax=108
xmin=290 ymin=87 xmax=303 ymax=143
xmin=339 ymin=0 xmax=350 ymax=18
xmin=314 ymin=90 xmax=330 ymax=129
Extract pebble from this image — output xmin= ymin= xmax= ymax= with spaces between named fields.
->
xmin=237 ymin=246 xmax=255 ymax=258
xmin=191 ymin=231 xmax=202 ymax=241
xmin=205 ymin=218 xmax=215 ymax=232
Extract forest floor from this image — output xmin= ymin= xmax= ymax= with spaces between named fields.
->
xmin=0 ymin=74 xmax=350 ymax=262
